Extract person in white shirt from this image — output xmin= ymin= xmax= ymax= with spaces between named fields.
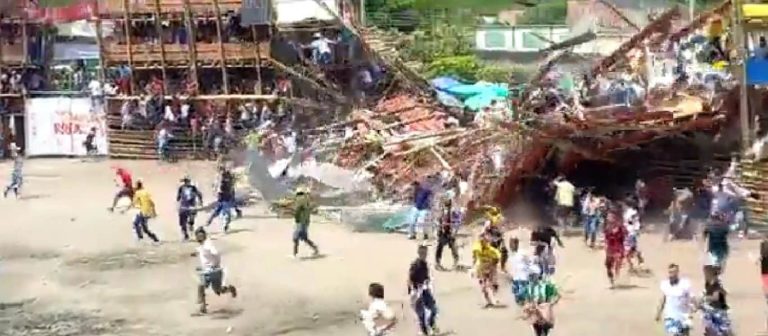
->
xmin=552 ymin=175 xmax=576 ymax=227
xmin=656 ymin=264 xmax=693 ymax=336
xmin=622 ymin=201 xmax=645 ymax=272
xmin=190 ymin=228 xmax=237 ymax=314
xmin=164 ymin=105 xmax=176 ymax=123
xmin=508 ymin=237 xmax=532 ymax=306
xmin=360 ymin=282 xmax=397 ymax=336
xmin=88 ymin=79 xmax=104 ymax=111
xmin=309 ymin=32 xmax=335 ymax=65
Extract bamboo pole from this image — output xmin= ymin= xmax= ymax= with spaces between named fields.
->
xmin=152 ymin=0 xmax=169 ymax=94
xmin=182 ymin=0 xmax=199 ymax=94
xmin=122 ymin=0 xmax=136 ymax=94
xmin=21 ymin=16 xmax=27 ymax=66
xmin=251 ymin=26 xmax=262 ymax=95
xmin=211 ymin=0 xmax=229 ymax=94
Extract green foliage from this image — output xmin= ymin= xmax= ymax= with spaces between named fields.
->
xmin=425 ymin=56 xmax=482 ymax=81
xmin=399 ymin=23 xmax=475 ymax=64
xmin=516 ymin=1 xmax=567 ymax=25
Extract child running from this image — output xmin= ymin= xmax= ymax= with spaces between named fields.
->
xmin=522 ymin=265 xmax=560 ymax=336
xmin=190 ymin=227 xmax=237 ymax=314
xmin=472 ymin=234 xmax=502 ymax=308
xmin=3 ymin=145 xmax=22 ymax=199
xmin=360 ymin=282 xmax=397 ymax=336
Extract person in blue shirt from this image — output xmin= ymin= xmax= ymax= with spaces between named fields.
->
xmin=206 ymin=165 xmax=242 ymax=233
xmin=409 ymin=177 xmax=434 ymax=240
xmin=3 ymin=145 xmax=22 ymax=199
xmin=177 ymin=175 xmax=203 ymax=240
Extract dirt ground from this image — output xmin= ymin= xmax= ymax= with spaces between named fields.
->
xmin=0 ymin=159 xmax=765 ymax=336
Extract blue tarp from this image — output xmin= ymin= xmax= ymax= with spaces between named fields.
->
xmin=747 ymin=57 xmax=768 ymax=85
xmin=429 ymin=76 xmax=510 ymax=111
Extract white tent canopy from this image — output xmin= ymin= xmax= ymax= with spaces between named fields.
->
xmin=274 ymin=0 xmax=339 ymax=24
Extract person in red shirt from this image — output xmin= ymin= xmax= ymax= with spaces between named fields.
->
xmin=604 ymin=207 xmax=628 ymax=289
xmin=109 ymin=167 xmax=134 ymax=212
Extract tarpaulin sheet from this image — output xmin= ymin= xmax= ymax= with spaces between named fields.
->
xmin=443 ymin=82 xmax=509 ymax=99
xmin=465 ymin=92 xmax=503 ymax=111
xmin=435 ymin=91 xmax=464 ymax=107
xmin=747 ymin=57 xmax=768 ymax=85
xmin=430 ymin=76 xmax=462 ymax=91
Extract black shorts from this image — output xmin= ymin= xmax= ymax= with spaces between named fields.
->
xmin=116 ymin=187 xmax=134 ymax=199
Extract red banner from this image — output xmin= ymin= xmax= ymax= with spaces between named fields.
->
xmin=27 ymin=1 xmax=95 ymax=23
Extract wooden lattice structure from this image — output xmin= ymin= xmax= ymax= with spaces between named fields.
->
xmin=97 ymin=0 xmax=276 ymax=159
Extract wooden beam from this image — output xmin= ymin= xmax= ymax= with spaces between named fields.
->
xmin=182 ymin=0 xmax=199 ymax=95
xmin=252 ymin=26 xmax=263 ymax=95
xmin=152 ymin=0 xmax=169 ymax=95
xmin=93 ymin=4 xmax=106 ymax=84
xmin=268 ymin=57 xmax=348 ymax=103
xmin=122 ymin=0 xmax=136 ymax=94
xmin=20 ymin=16 xmax=27 ymax=66
xmin=211 ymin=0 xmax=229 ymax=94
xmin=596 ymin=0 xmax=641 ymax=31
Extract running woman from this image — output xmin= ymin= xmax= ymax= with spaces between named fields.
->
xmin=109 ymin=167 xmax=134 ymax=212
xmin=177 ymin=176 xmax=203 ymax=241
xmin=604 ymin=209 xmax=628 ymax=289
xmin=408 ymin=245 xmax=439 ymax=336
xmin=656 ymin=263 xmax=694 ymax=336
xmin=699 ymin=265 xmax=732 ymax=336
xmin=360 ymin=283 xmax=397 ymax=336
xmin=435 ymin=198 xmax=459 ymax=270
xmin=472 ymin=234 xmax=502 ymax=307
xmin=3 ymin=145 xmax=22 ymax=199
xmin=131 ymin=180 xmax=160 ymax=243
xmin=522 ymin=265 xmax=560 ymax=336
xmin=190 ymin=227 xmax=237 ymax=314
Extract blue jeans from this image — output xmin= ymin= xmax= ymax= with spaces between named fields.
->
xmin=207 ymin=200 xmax=233 ymax=229
xmin=413 ymin=288 xmax=437 ymax=334
xmin=583 ymin=215 xmax=599 ymax=245
xmin=4 ymin=173 xmax=21 ymax=197
xmin=408 ymin=207 xmax=429 ymax=238
xmin=511 ymin=280 xmax=529 ymax=305
xmin=133 ymin=214 xmax=159 ymax=242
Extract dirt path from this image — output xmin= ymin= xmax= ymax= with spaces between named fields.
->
xmin=0 ymin=159 xmax=764 ymax=336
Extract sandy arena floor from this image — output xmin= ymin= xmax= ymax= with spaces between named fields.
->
xmin=0 ymin=159 xmax=765 ymax=336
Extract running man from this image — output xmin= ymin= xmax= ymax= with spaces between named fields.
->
xmin=530 ymin=224 xmax=564 ymax=277
xmin=190 ymin=227 xmax=237 ymax=314
xmin=604 ymin=209 xmax=628 ymax=288
xmin=408 ymin=245 xmax=439 ymax=336
xmin=292 ymin=187 xmax=319 ymax=258
xmin=177 ymin=176 xmax=203 ymax=241
xmin=472 ymin=234 xmax=502 ymax=307
xmin=656 ymin=263 xmax=694 ymax=336
xmin=703 ymin=214 xmax=731 ymax=275
xmin=435 ymin=198 xmax=459 ymax=270
xmin=483 ymin=219 xmax=508 ymax=273
xmin=109 ymin=167 xmax=134 ymax=212
xmin=623 ymin=201 xmax=645 ymax=272
xmin=360 ymin=283 xmax=397 ymax=336
xmin=522 ymin=265 xmax=560 ymax=336
xmin=206 ymin=165 xmax=240 ymax=232
xmin=699 ymin=265 xmax=732 ymax=336
xmin=3 ymin=145 xmax=22 ymax=199
xmin=509 ymin=237 xmax=532 ymax=306
xmin=131 ymin=180 xmax=160 ymax=243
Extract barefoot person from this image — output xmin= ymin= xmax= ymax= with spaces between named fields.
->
xmin=604 ymin=209 xmax=628 ymax=288
xmin=3 ymin=145 xmax=22 ymax=199
xmin=191 ymin=228 xmax=237 ymax=314
xmin=360 ymin=282 xmax=397 ymax=336
xmin=656 ymin=263 xmax=694 ymax=336
xmin=292 ymin=187 xmax=319 ymax=258
xmin=409 ymin=245 xmax=439 ymax=336
xmin=109 ymin=167 xmax=134 ymax=211
xmin=522 ymin=265 xmax=560 ymax=336
xmin=472 ymin=234 xmax=502 ymax=307
xmin=131 ymin=180 xmax=160 ymax=243
xmin=177 ymin=176 xmax=203 ymax=241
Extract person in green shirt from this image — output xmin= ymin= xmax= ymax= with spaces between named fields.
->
xmin=292 ymin=187 xmax=319 ymax=259
xmin=522 ymin=267 xmax=560 ymax=336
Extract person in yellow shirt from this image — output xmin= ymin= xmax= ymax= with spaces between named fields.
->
xmin=132 ymin=180 xmax=160 ymax=243
xmin=708 ymin=16 xmax=726 ymax=61
xmin=472 ymin=234 xmax=502 ymax=307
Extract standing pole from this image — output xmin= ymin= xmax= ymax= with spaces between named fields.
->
xmin=689 ymin=0 xmax=695 ymax=20
xmin=182 ymin=0 xmax=199 ymax=95
xmin=734 ymin=0 xmax=751 ymax=151
xmin=93 ymin=3 xmax=106 ymax=84
xmin=152 ymin=0 xmax=169 ymax=95
xmin=21 ymin=15 xmax=28 ymax=66
xmin=251 ymin=26 xmax=262 ymax=94
xmin=122 ymin=0 xmax=136 ymax=94
xmin=211 ymin=0 xmax=229 ymax=94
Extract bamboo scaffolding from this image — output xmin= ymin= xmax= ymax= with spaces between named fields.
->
xmin=121 ymin=0 xmax=136 ymax=94
xmin=106 ymin=94 xmax=280 ymax=100
xmin=211 ymin=0 xmax=229 ymax=94
xmin=183 ymin=0 xmax=199 ymax=93
xmin=252 ymin=26 xmax=263 ymax=95
xmin=152 ymin=0 xmax=169 ymax=94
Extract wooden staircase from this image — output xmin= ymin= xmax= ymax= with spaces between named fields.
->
xmin=106 ymin=115 xmax=208 ymax=160
xmin=738 ymin=159 xmax=768 ymax=227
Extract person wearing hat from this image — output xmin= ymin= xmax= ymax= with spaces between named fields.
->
xmin=308 ymin=31 xmax=335 ymax=65
xmin=206 ymin=164 xmax=241 ymax=233
xmin=177 ymin=175 xmax=203 ymax=241
xmin=3 ymin=144 xmax=22 ymax=199
xmin=292 ymin=186 xmax=319 ymax=258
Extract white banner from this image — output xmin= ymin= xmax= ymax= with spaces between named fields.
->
xmin=25 ymin=97 xmax=108 ymax=157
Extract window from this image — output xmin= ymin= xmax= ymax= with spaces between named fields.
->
xmin=484 ymin=31 xmax=506 ymax=49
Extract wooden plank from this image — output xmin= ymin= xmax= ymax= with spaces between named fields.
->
xmin=153 ymin=0 xmax=169 ymax=94
xmin=212 ymin=0 xmax=229 ymax=94
xmin=121 ymin=0 xmax=136 ymax=94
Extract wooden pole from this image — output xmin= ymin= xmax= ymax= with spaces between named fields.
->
xmin=122 ymin=0 xmax=136 ymax=94
xmin=182 ymin=0 xmax=199 ymax=95
xmin=152 ymin=0 xmax=169 ymax=95
xmin=93 ymin=3 xmax=106 ymax=84
xmin=251 ymin=26 xmax=262 ymax=95
xmin=21 ymin=17 xmax=28 ymax=66
xmin=735 ymin=0 xmax=751 ymax=151
xmin=211 ymin=0 xmax=229 ymax=94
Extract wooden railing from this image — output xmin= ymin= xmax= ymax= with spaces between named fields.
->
xmin=103 ymin=41 xmax=270 ymax=65
xmin=99 ymin=0 xmax=242 ymax=15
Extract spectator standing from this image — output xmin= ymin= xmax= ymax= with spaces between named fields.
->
xmin=88 ymin=78 xmax=104 ymax=112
